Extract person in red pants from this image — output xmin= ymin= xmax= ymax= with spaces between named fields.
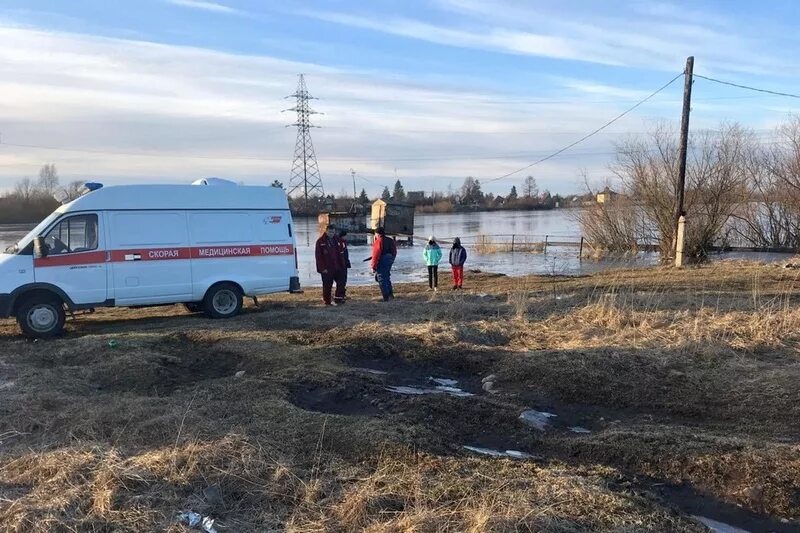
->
xmin=314 ymin=225 xmax=346 ymax=305
xmin=449 ymin=237 xmax=467 ymax=289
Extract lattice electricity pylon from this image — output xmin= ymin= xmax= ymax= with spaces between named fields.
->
xmin=284 ymin=74 xmax=324 ymax=208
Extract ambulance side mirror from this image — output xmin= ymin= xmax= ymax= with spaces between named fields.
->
xmin=33 ymin=236 xmax=48 ymax=259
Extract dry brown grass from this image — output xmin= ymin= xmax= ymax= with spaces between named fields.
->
xmin=1 ymin=261 xmax=799 ymax=531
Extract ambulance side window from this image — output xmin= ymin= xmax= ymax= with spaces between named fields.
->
xmin=43 ymin=214 xmax=99 ymax=255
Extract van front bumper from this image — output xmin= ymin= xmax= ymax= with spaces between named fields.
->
xmin=0 ymin=294 xmax=12 ymax=318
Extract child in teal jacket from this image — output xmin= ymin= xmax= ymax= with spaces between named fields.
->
xmin=423 ymin=236 xmax=443 ymax=290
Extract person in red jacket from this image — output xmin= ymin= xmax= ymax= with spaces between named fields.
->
xmin=370 ymin=227 xmax=397 ymax=301
xmin=315 ymin=225 xmax=346 ymax=305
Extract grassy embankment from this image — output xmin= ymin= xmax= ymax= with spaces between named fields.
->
xmin=1 ymin=262 xmax=799 ymax=531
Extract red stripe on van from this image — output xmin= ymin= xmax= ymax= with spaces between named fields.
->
xmin=34 ymin=251 xmax=106 ymax=268
xmin=34 ymin=245 xmax=295 ymax=267
xmin=192 ymin=244 xmax=294 ymax=258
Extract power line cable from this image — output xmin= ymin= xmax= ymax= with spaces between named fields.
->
xmin=694 ymin=74 xmax=800 ymax=100
xmin=485 ymin=72 xmax=684 ymax=183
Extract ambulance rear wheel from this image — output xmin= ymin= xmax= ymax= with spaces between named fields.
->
xmin=16 ymin=294 xmax=66 ymax=338
xmin=203 ymin=283 xmax=243 ymax=319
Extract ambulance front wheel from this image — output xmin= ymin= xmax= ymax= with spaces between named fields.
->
xmin=203 ymin=283 xmax=243 ymax=319
xmin=16 ymin=294 xmax=66 ymax=338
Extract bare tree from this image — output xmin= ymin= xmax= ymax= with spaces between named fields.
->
xmin=610 ymin=122 xmax=748 ymax=260
xmin=13 ymin=178 xmax=35 ymax=202
xmin=574 ymin=172 xmax=646 ymax=252
xmin=522 ymin=176 xmax=538 ymax=198
xmin=728 ymin=115 xmax=800 ymax=248
xmin=37 ymin=164 xmax=59 ymax=196
xmin=64 ymin=181 xmax=85 ymax=202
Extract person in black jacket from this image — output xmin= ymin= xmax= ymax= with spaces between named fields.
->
xmin=338 ymin=229 xmax=352 ymax=300
xmin=449 ymin=237 xmax=467 ymax=289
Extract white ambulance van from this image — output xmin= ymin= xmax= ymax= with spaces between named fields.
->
xmin=0 ymin=183 xmax=300 ymax=337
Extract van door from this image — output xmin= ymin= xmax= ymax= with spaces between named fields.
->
xmin=252 ymin=210 xmax=295 ymax=292
xmin=33 ymin=213 xmax=108 ymax=305
xmin=107 ymin=211 xmax=193 ymax=305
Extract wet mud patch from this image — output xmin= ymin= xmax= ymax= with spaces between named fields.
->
xmin=90 ymin=333 xmax=242 ymax=396
xmin=341 ymin=343 xmax=500 ymax=390
xmin=647 ymin=481 xmax=799 ymax=533
xmin=288 ymin=382 xmax=387 ymax=416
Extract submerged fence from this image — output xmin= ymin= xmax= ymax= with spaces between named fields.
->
xmin=413 ymin=233 xmax=800 ymax=258
xmin=411 ymin=234 xmax=591 ymax=256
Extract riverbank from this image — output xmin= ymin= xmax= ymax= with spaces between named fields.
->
xmin=1 ymin=262 xmax=799 ymax=531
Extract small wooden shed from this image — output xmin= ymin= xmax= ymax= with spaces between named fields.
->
xmin=317 ymin=212 xmax=369 ymax=244
xmin=371 ymin=199 xmax=415 ymax=238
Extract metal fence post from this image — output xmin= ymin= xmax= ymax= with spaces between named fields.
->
xmin=579 ymin=236 xmax=584 ymax=259
xmin=544 ymin=235 xmax=548 ymax=254
xmin=511 ymin=234 xmax=515 ymax=252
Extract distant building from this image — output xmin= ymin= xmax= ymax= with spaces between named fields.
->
xmin=596 ymin=187 xmax=618 ymax=204
xmin=406 ymin=191 xmax=426 ymax=203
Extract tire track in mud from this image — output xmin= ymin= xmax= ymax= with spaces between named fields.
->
xmin=285 ymin=348 xmax=800 ymax=533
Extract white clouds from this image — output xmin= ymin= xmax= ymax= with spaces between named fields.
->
xmin=0 ymin=12 xmax=791 ymax=197
xmin=0 ymin=23 xmax=657 ymax=194
xmin=301 ymin=11 xmax=623 ymax=67
xmin=306 ymin=0 xmax=797 ymax=76
xmin=164 ymin=0 xmax=241 ymax=15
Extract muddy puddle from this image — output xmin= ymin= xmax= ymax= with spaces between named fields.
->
xmin=291 ymin=356 xmax=798 ymax=532
xmin=288 ymin=384 xmax=383 ymax=416
xmin=648 ymin=482 xmax=798 ymax=533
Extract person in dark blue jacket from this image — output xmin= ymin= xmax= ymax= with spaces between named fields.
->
xmin=449 ymin=237 xmax=467 ymax=289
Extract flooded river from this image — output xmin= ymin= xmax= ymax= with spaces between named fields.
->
xmin=1 ymin=210 xmax=660 ymax=287
xmin=2 ymin=209 xmax=785 ymax=288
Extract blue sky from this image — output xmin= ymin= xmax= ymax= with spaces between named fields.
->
xmin=0 ymin=0 xmax=798 ymax=196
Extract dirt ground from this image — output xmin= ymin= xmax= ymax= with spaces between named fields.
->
xmin=1 ymin=261 xmax=799 ymax=532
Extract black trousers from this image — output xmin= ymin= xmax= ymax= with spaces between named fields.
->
xmin=321 ymin=270 xmax=347 ymax=304
xmin=427 ymin=265 xmax=439 ymax=288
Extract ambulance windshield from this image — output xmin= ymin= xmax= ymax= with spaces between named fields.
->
xmin=7 ymin=210 xmax=63 ymax=254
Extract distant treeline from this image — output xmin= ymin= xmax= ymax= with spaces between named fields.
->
xmin=282 ymin=176 xmax=592 ymax=217
xmin=0 ymin=165 xmax=83 ymax=224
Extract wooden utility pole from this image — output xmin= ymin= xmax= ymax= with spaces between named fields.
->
xmin=674 ymin=56 xmax=694 ymax=267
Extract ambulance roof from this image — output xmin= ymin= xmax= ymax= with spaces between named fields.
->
xmin=60 ymin=184 xmax=290 ymax=212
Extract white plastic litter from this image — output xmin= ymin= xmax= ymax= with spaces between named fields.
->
xmin=234 ymin=370 xmax=246 ymax=378
xmin=569 ymin=426 xmax=591 ymax=434
xmin=386 ymin=385 xmax=474 ymax=397
xmin=463 ymin=446 xmax=534 ymax=459
xmin=177 ymin=511 xmax=217 ymax=533
xmin=355 ymin=368 xmax=388 ymax=375
xmin=430 ymin=377 xmax=458 ymax=387
xmin=434 ymin=385 xmax=474 ymax=397
xmin=519 ymin=409 xmax=557 ymax=431
xmin=691 ymin=515 xmax=750 ymax=533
